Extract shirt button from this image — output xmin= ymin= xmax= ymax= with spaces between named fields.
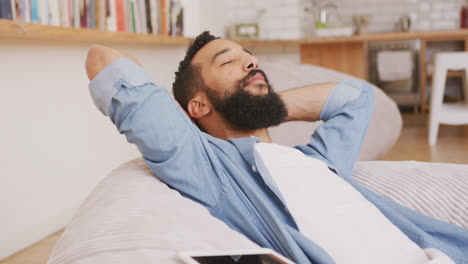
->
xmin=251 ymin=165 xmax=257 ymax=172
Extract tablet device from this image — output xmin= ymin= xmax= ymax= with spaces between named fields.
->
xmin=177 ymin=248 xmax=295 ymax=264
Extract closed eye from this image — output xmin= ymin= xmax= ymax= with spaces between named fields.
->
xmin=221 ymin=60 xmax=233 ymax=66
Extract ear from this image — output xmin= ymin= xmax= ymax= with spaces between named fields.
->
xmin=187 ymin=93 xmax=211 ymax=119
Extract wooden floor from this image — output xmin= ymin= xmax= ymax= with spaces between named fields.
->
xmin=2 ymin=114 xmax=468 ymax=264
xmin=0 ymin=229 xmax=64 ymax=264
xmin=381 ymin=113 xmax=468 ymax=164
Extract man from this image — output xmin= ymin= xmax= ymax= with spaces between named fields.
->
xmin=86 ymin=32 xmax=467 ymax=263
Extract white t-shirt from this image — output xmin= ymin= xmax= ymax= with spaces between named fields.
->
xmin=253 ymin=142 xmax=453 ymax=264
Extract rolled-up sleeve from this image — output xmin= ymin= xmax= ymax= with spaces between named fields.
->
xmin=89 ymin=58 xmax=154 ymax=116
xmin=296 ymin=79 xmax=374 ymax=179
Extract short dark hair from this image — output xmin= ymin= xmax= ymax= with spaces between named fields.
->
xmin=173 ymin=31 xmax=219 ymax=111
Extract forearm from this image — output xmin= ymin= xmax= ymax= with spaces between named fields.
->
xmin=279 ymin=82 xmax=337 ymax=122
xmin=85 ymin=45 xmax=142 ymax=81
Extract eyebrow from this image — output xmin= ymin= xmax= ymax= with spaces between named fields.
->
xmin=211 ymin=47 xmax=253 ymax=63
xmin=211 ymin=48 xmax=231 ymax=63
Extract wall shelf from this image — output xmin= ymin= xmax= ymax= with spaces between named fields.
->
xmin=0 ymin=19 xmax=191 ymax=45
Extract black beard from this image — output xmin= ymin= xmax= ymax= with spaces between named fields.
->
xmin=204 ymin=69 xmax=288 ymax=131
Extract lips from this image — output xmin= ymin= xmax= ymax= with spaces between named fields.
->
xmin=246 ymin=72 xmax=266 ymax=86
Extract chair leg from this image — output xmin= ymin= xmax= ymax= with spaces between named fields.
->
xmin=428 ymin=56 xmax=447 ymax=145
xmin=463 ymin=69 xmax=468 ymax=105
xmin=428 ymin=119 xmax=439 ymax=145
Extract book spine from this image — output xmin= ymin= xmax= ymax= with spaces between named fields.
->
xmin=115 ymin=0 xmax=125 ymax=32
xmin=149 ymin=0 xmax=157 ymax=34
xmin=37 ymin=0 xmax=46 ymax=24
xmin=130 ymin=0 xmax=135 ymax=32
xmin=167 ymin=0 xmax=175 ymax=36
xmin=125 ymin=0 xmax=131 ymax=32
xmin=58 ymin=0 xmax=69 ymax=27
xmin=106 ymin=0 xmax=116 ymax=32
xmin=80 ymin=0 xmax=86 ymax=28
xmin=87 ymin=0 xmax=95 ymax=28
xmin=160 ymin=0 xmax=167 ymax=35
xmin=49 ymin=0 xmax=60 ymax=26
xmin=145 ymin=0 xmax=151 ymax=34
xmin=0 ymin=0 xmax=14 ymax=20
xmin=68 ymin=0 xmax=72 ymax=26
xmin=139 ymin=0 xmax=147 ymax=34
xmin=30 ymin=0 xmax=39 ymax=23
xmin=177 ymin=3 xmax=182 ymax=36
xmin=15 ymin=0 xmax=23 ymax=21
xmin=10 ymin=0 xmax=16 ymax=20
xmin=134 ymin=0 xmax=141 ymax=33
xmin=23 ymin=0 xmax=31 ymax=22
xmin=73 ymin=0 xmax=80 ymax=28
xmin=95 ymin=0 xmax=103 ymax=30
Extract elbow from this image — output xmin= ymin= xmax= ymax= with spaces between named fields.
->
xmin=86 ymin=45 xmax=102 ymax=81
xmin=85 ymin=45 xmax=120 ymax=81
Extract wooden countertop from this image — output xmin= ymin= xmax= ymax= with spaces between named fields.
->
xmin=238 ymin=29 xmax=468 ymax=46
xmin=3 ymin=18 xmax=468 ymax=46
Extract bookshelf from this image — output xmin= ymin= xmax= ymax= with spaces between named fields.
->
xmin=0 ymin=19 xmax=191 ymax=45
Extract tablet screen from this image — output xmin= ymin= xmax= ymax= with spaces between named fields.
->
xmin=192 ymin=253 xmax=287 ymax=264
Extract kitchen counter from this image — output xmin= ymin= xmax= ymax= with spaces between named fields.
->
xmin=238 ymin=29 xmax=468 ymax=45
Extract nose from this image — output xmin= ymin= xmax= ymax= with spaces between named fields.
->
xmin=243 ymin=54 xmax=259 ymax=72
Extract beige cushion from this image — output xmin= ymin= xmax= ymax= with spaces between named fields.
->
xmin=263 ymin=62 xmax=402 ymax=161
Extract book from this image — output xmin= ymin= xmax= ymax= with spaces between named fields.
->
xmin=48 ymin=0 xmax=60 ymax=26
xmin=30 ymin=0 xmax=39 ymax=23
xmin=130 ymin=0 xmax=136 ymax=32
xmin=14 ymin=0 xmax=21 ymax=20
xmin=68 ymin=0 xmax=72 ymax=27
xmin=134 ymin=0 xmax=142 ymax=33
xmin=10 ymin=0 xmax=16 ymax=19
xmin=125 ymin=0 xmax=132 ymax=32
xmin=145 ymin=0 xmax=151 ymax=33
xmin=79 ymin=0 xmax=86 ymax=28
xmin=106 ymin=0 xmax=116 ymax=32
xmin=87 ymin=0 xmax=95 ymax=28
xmin=115 ymin=0 xmax=125 ymax=32
xmin=138 ymin=0 xmax=147 ymax=34
xmin=23 ymin=0 xmax=30 ymax=22
xmin=59 ymin=0 xmax=71 ymax=27
xmin=169 ymin=0 xmax=182 ymax=36
xmin=95 ymin=0 xmax=105 ymax=30
xmin=0 ymin=0 xmax=14 ymax=20
xmin=73 ymin=0 xmax=79 ymax=28
xmin=160 ymin=0 xmax=167 ymax=35
xmin=37 ymin=0 xmax=48 ymax=25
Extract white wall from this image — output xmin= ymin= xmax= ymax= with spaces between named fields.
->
xmin=335 ymin=0 xmax=464 ymax=32
xmin=225 ymin=0 xmax=465 ymax=38
xmin=0 ymin=0 xmax=236 ymax=259
xmin=0 ymin=39 xmax=189 ymax=260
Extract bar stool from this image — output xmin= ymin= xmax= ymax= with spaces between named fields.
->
xmin=428 ymin=52 xmax=468 ymax=145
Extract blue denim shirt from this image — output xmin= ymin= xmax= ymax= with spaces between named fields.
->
xmin=90 ymin=58 xmax=468 ymax=264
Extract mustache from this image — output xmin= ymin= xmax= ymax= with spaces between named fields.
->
xmin=238 ymin=69 xmax=268 ymax=89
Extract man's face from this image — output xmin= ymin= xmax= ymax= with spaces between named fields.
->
xmin=191 ymin=39 xmax=287 ymax=130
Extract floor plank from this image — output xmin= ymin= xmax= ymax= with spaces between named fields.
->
xmin=0 ymin=229 xmax=64 ymax=264
xmin=381 ymin=114 xmax=468 ymax=163
xmin=2 ymin=114 xmax=468 ymax=263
